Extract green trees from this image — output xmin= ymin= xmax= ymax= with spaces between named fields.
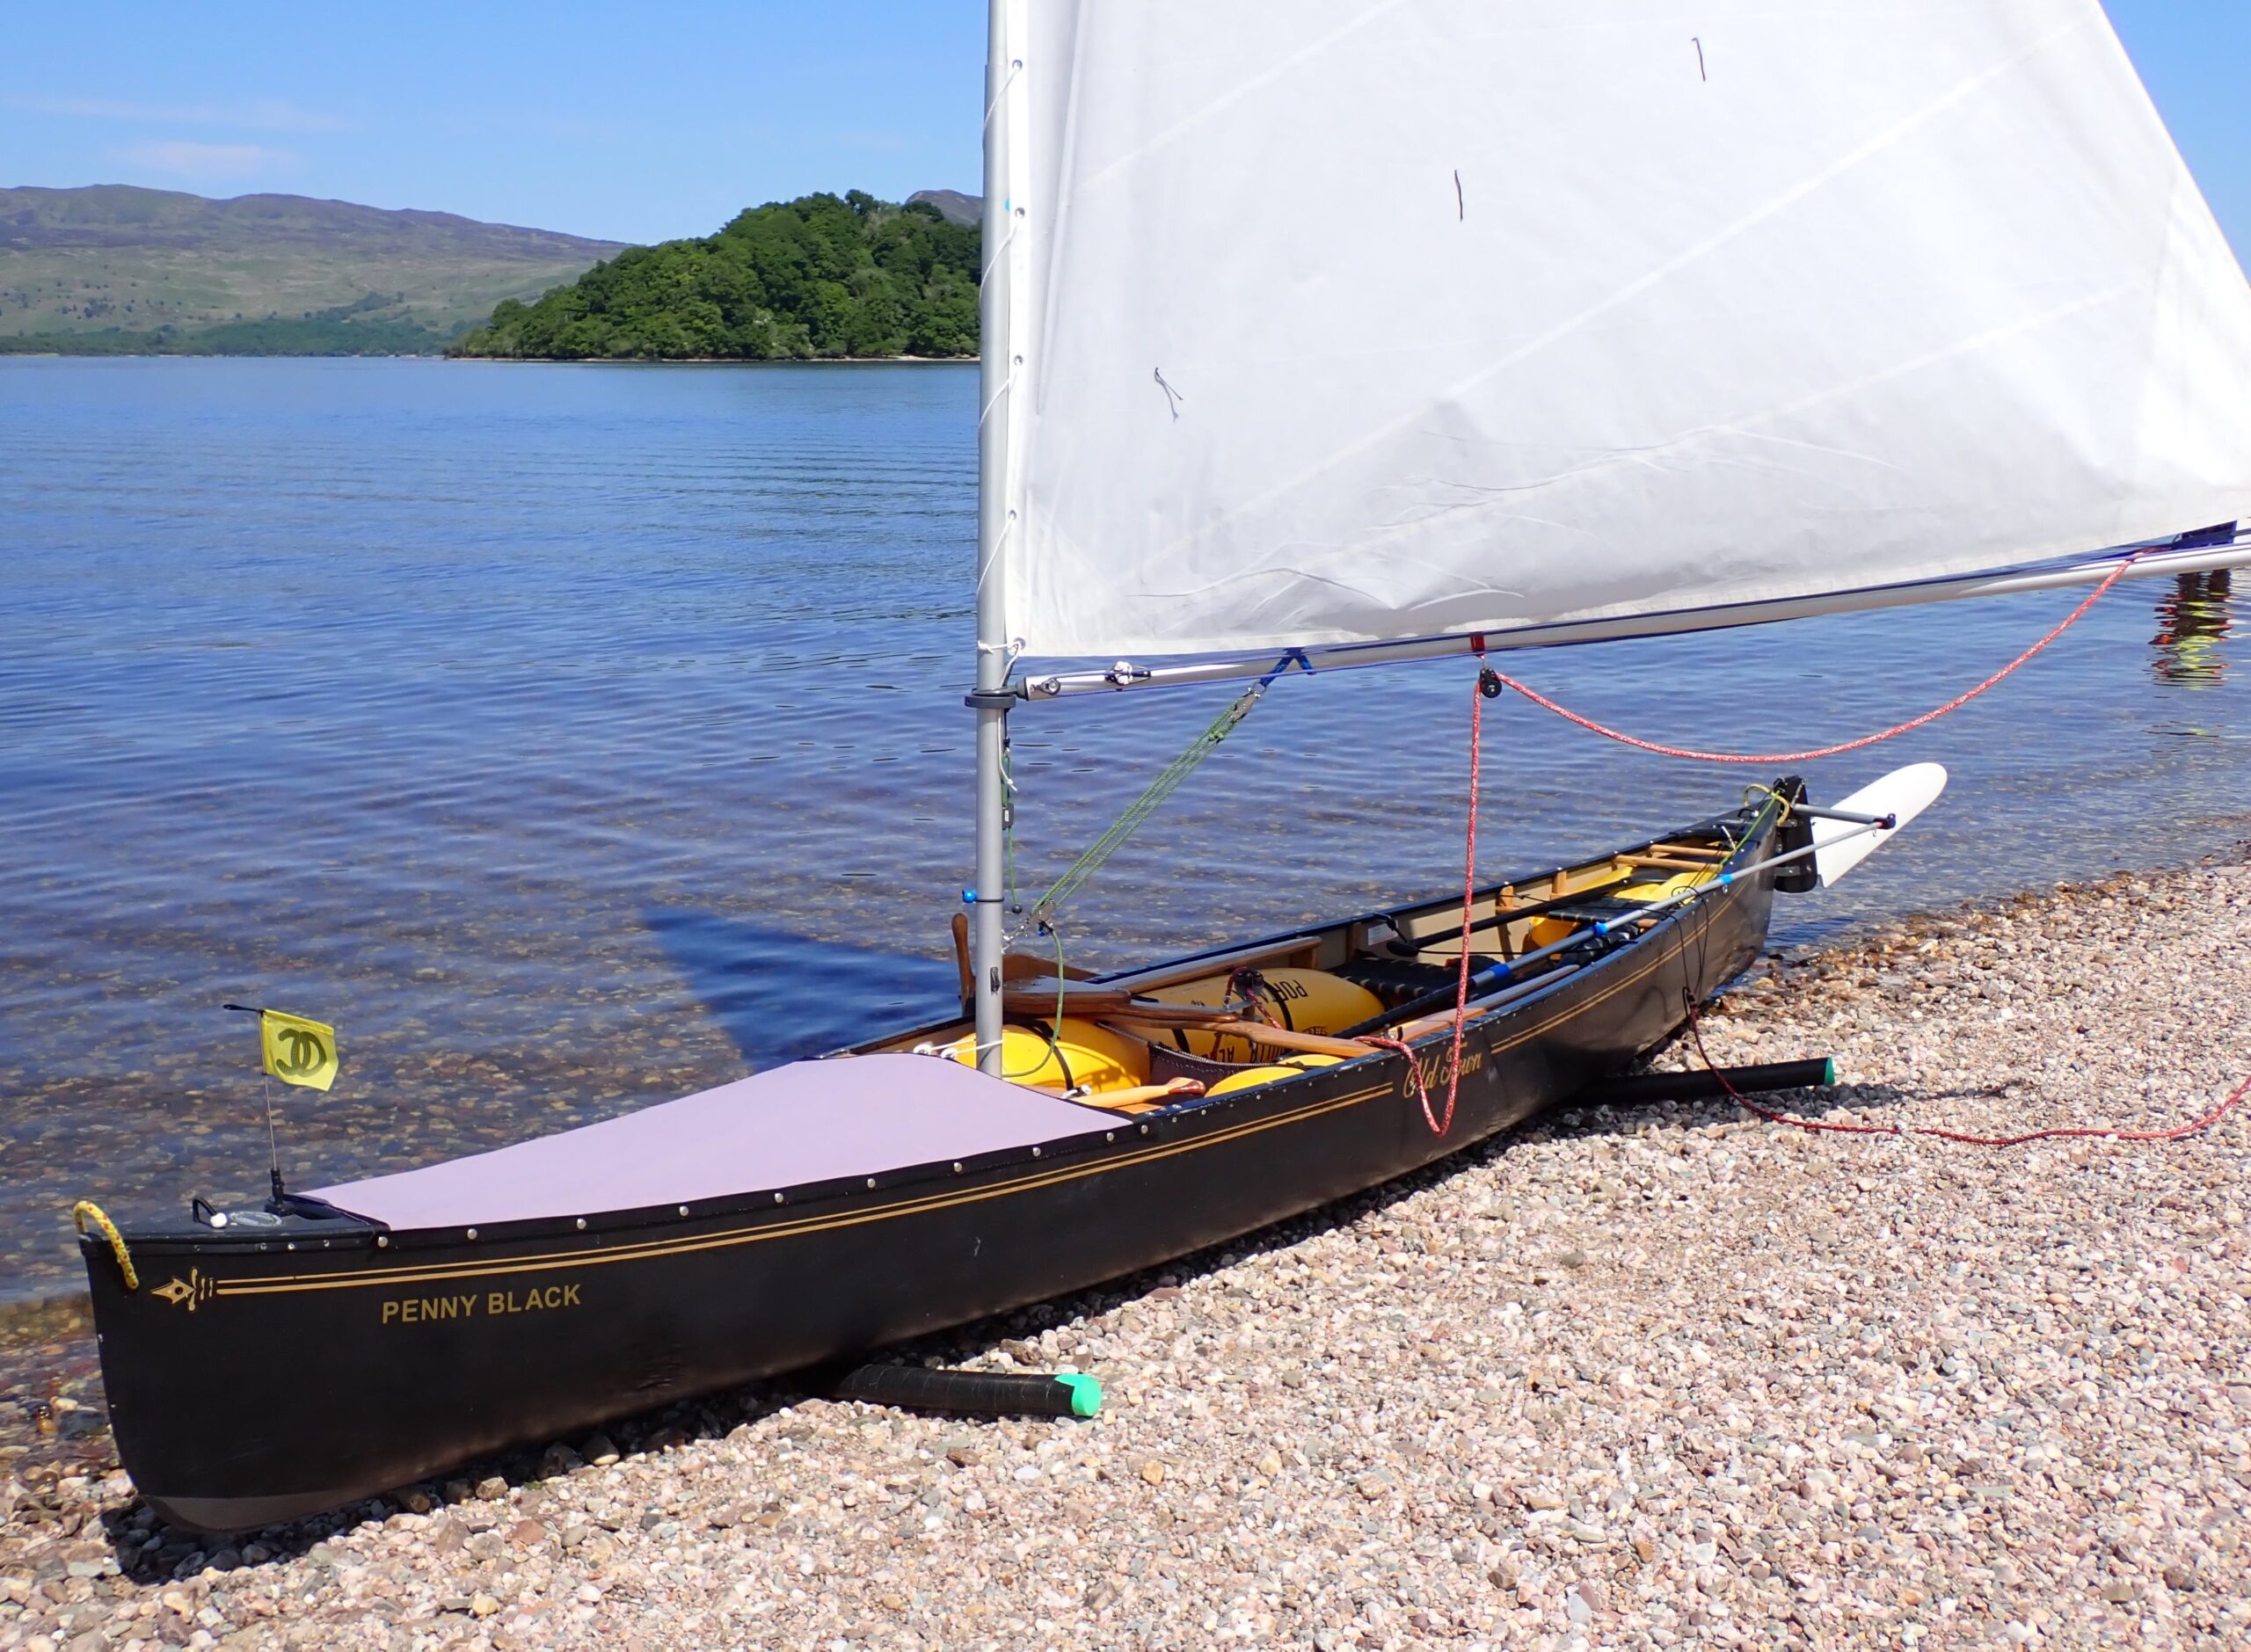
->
xmin=450 ymin=193 xmax=980 ymax=360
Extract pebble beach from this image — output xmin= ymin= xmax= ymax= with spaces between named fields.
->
xmin=3 ymin=855 xmax=2247 ymax=1652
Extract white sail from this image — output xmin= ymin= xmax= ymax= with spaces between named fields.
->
xmin=994 ymin=0 xmax=2251 ymax=661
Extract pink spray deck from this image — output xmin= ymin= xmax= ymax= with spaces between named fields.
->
xmin=312 ymin=1053 xmax=1111 ymax=1231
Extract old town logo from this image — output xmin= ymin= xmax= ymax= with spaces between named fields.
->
xmin=154 ymin=1270 xmax=217 ymax=1313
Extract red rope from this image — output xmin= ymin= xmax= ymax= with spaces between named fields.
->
xmin=1686 ymin=996 xmax=2251 ymax=1148
xmin=1365 ymin=664 xmax=1490 ymax=1135
xmin=1488 ymin=554 xmax=2142 ymax=765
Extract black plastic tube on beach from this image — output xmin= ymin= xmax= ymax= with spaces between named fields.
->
xmin=830 ymin=1365 xmax=1104 ymax=1419
xmin=1577 ymin=1058 xmax=1835 ymax=1108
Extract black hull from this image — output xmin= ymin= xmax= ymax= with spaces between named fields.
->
xmin=82 ymin=814 xmax=1779 ymax=1531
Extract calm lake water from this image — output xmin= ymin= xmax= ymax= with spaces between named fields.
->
xmin=2 ymin=357 xmax=2247 ymax=1309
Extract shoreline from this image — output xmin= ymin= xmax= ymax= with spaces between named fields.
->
xmin=442 ymin=353 xmax=976 ymax=365
xmin=4 ymin=851 xmax=2247 ymax=1648
xmin=1 ymin=352 xmax=979 ymax=365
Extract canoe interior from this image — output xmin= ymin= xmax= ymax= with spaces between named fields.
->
xmin=871 ymin=811 xmax=1759 ymax=1086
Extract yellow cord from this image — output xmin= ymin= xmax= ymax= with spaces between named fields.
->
xmin=71 ymin=1201 xmax=138 ymax=1292
xmin=1741 ymin=782 xmax=1794 ymax=822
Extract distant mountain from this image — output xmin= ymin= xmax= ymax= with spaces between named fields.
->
xmin=907 ymin=189 xmax=980 ymax=228
xmin=0 ymin=185 xmax=628 ymax=355
xmin=452 ymin=191 xmax=979 ymax=362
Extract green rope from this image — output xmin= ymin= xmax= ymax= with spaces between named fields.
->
xmin=1028 ymin=681 xmax=1267 ymax=932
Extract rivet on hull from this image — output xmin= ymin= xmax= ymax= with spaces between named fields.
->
xmin=575 ymin=1218 xmax=587 ymax=1232
xmin=465 ymin=1228 xmax=478 ymax=1241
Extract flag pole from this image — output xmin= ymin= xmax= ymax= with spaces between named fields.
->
xmin=223 ymin=1003 xmax=291 ymax=1206
xmin=263 ymin=1073 xmax=285 ymax=1210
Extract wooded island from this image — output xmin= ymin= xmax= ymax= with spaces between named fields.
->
xmin=450 ymin=192 xmax=980 ymax=361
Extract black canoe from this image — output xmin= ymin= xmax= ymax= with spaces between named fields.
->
xmin=76 ymin=782 xmax=1796 ymax=1531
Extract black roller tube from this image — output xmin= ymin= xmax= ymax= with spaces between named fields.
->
xmin=830 ymin=1365 xmax=1104 ymax=1419
xmin=1576 ymin=1058 xmax=1835 ymax=1108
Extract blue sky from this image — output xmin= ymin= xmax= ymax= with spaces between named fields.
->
xmin=3 ymin=2 xmax=2245 ymax=250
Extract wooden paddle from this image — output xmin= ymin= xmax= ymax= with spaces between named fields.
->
xmin=1103 ymin=1015 xmax=1370 ymax=1060
xmin=956 ymin=913 xmax=1106 ymax=1015
xmin=1000 ymin=980 xmax=1137 ymax=1018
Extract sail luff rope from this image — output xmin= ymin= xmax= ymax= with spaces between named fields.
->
xmin=1486 ymin=553 xmax=2141 ymax=765
xmin=1024 ymin=669 xmax=1286 ymax=935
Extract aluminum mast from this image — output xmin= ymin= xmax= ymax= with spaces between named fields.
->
xmin=969 ymin=0 xmax=1026 ymax=1074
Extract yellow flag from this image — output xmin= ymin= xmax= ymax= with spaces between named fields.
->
xmin=259 ymin=1010 xmax=339 ymax=1093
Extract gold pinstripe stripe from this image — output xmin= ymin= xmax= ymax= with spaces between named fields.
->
xmin=209 ymin=879 xmax=1745 ymax=1300
xmin=218 ymin=1083 xmax=1389 ymax=1296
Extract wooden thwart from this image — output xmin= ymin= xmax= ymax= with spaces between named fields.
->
xmin=1621 ymin=855 xmax=1717 ymax=874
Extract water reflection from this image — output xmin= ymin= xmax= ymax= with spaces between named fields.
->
xmin=2152 ymin=570 xmax=2237 ymax=688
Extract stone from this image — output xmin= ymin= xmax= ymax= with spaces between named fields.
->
xmin=6 ymin=863 xmax=2247 ymax=1652
xmin=536 ymin=1444 xmax=585 ymax=1479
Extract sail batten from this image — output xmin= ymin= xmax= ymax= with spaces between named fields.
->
xmin=997 ymin=1 xmax=2251 ymax=662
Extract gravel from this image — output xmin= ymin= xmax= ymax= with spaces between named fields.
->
xmin=3 ymin=857 xmax=2247 ymax=1651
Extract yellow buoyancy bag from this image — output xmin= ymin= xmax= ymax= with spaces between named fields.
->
xmin=1140 ymin=968 xmax=1383 ymax=1064
xmin=1204 ymin=1052 xmax=1345 ymax=1096
xmin=939 ymin=1018 xmax=1150 ymax=1095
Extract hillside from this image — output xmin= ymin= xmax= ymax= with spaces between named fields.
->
xmin=450 ymin=191 xmax=979 ymax=361
xmin=0 ymin=185 xmax=627 ymax=354
xmin=907 ymin=188 xmax=980 ymax=227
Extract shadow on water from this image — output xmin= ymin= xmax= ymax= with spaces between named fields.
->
xmin=641 ymin=910 xmax=959 ymax=1066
